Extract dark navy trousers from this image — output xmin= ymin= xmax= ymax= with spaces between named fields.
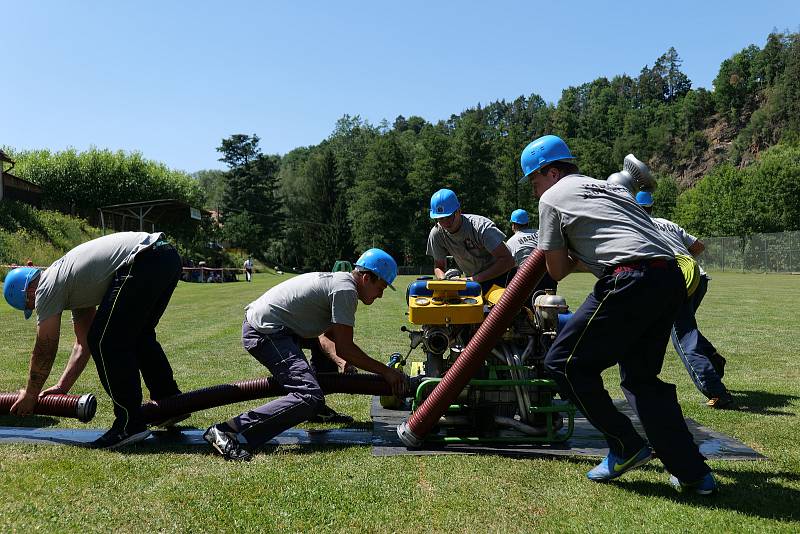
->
xmin=670 ymin=275 xmax=726 ymax=398
xmin=230 ymin=321 xmax=324 ymax=448
xmin=544 ymin=261 xmax=709 ymax=482
xmin=88 ymin=243 xmax=182 ymax=432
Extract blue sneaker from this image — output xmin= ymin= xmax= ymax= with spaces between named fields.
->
xmin=669 ymin=472 xmax=718 ymax=495
xmin=587 ymin=446 xmax=653 ymax=481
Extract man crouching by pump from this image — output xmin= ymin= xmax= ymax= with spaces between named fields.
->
xmin=203 ymin=248 xmax=408 ymax=461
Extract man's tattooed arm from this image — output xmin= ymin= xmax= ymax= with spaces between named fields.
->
xmin=25 ymin=315 xmax=63 ymax=394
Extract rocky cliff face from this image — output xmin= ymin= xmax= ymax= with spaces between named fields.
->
xmin=651 ymin=116 xmax=746 ymax=189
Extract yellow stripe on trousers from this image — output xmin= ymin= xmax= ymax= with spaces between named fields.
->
xmin=95 ymin=270 xmax=134 ymax=431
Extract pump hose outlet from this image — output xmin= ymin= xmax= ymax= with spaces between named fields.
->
xmin=424 ymin=328 xmax=450 ymax=355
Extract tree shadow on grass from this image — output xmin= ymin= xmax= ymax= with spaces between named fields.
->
xmin=728 ymin=389 xmax=799 ymax=416
xmin=615 ymin=465 xmax=800 ymax=522
xmin=516 ymin=456 xmax=800 ymax=522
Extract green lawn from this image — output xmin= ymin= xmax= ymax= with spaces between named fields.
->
xmin=1 ymin=272 xmax=799 ymax=532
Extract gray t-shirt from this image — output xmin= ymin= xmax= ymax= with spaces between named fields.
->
xmin=245 ymin=271 xmax=358 ymax=339
xmin=506 ymin=228 xmax=539 ymax=267
xmin=651 ymin=216 xmax=706 ymax=275
xmin=35 ymin=232 xmax=164 ymax=324
xmin=537 ymin=175 xmax=674 ymax=278
xmin=426 ymin=214 xmax=507 ymax=277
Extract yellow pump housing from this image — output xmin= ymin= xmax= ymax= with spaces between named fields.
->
xmin=408 ymin=279 xmax=484 ymax=325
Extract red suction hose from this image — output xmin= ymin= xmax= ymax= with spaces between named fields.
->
xmin=141 ymin=372 xmax=395 ymax=423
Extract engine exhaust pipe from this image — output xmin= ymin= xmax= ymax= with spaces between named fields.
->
xmin=141 ymin=372 xmax=396 ymax=423
xmin=397 ymin=249 xmax=547 ymax=447
xmin=0 ymin=392 xmax=97 ymax=423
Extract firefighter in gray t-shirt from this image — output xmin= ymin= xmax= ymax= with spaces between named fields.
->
xmin=520 ymin=134 xmax=716 ymax=494
xmin=426 ymin=188 xmax=515 ymax=293
xmin=2 ymin=232 xmax=184 ymax=449
xmin=635 ymin=191 xmax=731 ymax=408
xmin=505 ymin=209 xmax=557 ymax=293
xmin=203 ymin=248 xmax=408 ymax=461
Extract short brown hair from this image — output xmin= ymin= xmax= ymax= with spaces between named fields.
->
xmin=353 ymin=266 xmax=379 ymax=282
xmin=540 ymin=160 xmax=579 ymax=177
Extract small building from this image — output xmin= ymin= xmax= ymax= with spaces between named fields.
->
xmin=98 ymin=199 xmax=209 ymax=233
xmin=0 ymin=149 xmax=43 ymax=207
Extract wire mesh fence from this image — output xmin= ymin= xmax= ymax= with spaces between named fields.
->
xmin=402 ymin=234 xmax=800 ymax=276
xmin=700 ymin=231 xmax=800 ymax=273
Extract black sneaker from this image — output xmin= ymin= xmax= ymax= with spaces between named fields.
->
xmin=203 ymin=424 xmax=253 ymax=462
xmin=308 ymin=404 xmax=354 ymax=424
xmin=149 ymin=413 xmax=191 ymax=429
xmin=709 ymin=352 xmax=727 ymax=378
xmin=89 ymin=425 xmax=151 ymax=449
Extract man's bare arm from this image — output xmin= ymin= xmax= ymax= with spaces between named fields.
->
xmin=433 ymin=259 xmax=448 ymax=279
xmin=543 ymin=248 xmax=577 ymax=281
xmin=11 ymin=314 xmax=62 ymax=416
xmin=688 ymin=239 xmax=705 ymax=257
xmin=41 ymin=308 xmax=95 ymax=396
xmin=327 ymin=323 xmax=407 ymax=397
xmin=318 ymin=331 xmax=355 ymax=374
xmin=473 ymin=243 xmax=515 ymax=283
xmin=27 ymin=315 xmax=63 ymax=393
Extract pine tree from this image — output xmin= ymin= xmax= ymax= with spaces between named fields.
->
xmin=217 ymin=134 xmax=282 ymax=256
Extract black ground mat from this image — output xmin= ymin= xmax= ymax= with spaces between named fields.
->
xmin=370 ymin=396 xmax=765 ymax=460
xmin=0 ymin=397 xmax=763 ymax=461
xmin=0 ymin=426 xmax=373 ymax=448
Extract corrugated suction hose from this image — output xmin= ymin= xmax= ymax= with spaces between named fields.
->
xmin=0 ymin=392 xmax=97 ymax=423
xmin=397 ymin=249 xmax=547 ymax=447
xmin=141 ymin=372 xmax=395 ymax=423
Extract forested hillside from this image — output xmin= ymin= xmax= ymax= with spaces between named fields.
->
xmin=6 ymin=31 xmax=799 ymax=271
xmin=199 ymin=31 xmax=798 ymax=270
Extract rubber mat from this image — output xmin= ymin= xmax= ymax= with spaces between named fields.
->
xmin=370 ymin=397 xmax=765 ymax=460
xmin=0 ymin=426 xmax=373 ymax=447
xmin=0 ymin=397 xmax=764 ymax=461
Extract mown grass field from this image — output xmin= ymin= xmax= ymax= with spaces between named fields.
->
xmin=1 ymin=271 xmax=799 ymax=532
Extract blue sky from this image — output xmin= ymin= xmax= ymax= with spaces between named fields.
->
xmin=2 ymin=1 xmax=798 ymax=173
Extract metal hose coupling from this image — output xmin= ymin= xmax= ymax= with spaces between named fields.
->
xmin=0 ymin=392 xmax=97 ymax=423
xmin=607 ymin=154 xmax=657 ymax=194
xmin=74 ymin=394 xmax=98 ymax=423
xmin=396 ymin=420 xmax=424 ymax=448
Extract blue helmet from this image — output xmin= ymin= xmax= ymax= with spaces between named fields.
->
xmin=519 ymin=135 xmax=575 ymax=183
xmin=355 ymin=248 xmax=397 ymax=290
xmin=636 ymin=191 xmax=654 ymax=207
xmin=510 ymin=209 xmax=529 ymax=225
xmin=429 ymin=188 xmax=460 ymax=219
xmin=3 ymin=267 xmax=40 ymax=320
